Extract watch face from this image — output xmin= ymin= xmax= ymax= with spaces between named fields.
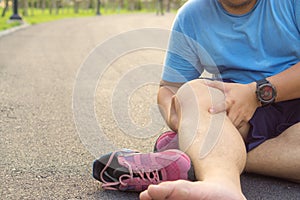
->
xmin=259 ymin=85 xmax=274 ymax=101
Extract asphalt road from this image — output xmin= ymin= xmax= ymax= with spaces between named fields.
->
xmin=0 ymin=13 xmax=299 ymax=200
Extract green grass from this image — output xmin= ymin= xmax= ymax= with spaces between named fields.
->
xmin=23 ymin=9 xmax=96 ymax=25
xmin=0 ymin=19 xmax=22 ymax=30
xmin=0 ymin=7 xmax=155 ymax=31
xmin=0 ymin=8 xmax=22 ymax=30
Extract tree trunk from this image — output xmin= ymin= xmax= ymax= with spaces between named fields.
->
xmin=1 ymin=0 xmax=9 ymax=17
xmin=41 ymin=0 xmax=46 ymax=13
xmin=128 ymin=0 xmax=134 ymax=11
xmin=166 ymin=0 xmax=171 ymax=12
xmin=49 ymin=0 xmax=56 ymax=14
xmin=56 ymin=0 xmax=60 ymax=14
xmin=74 ymin=0 xmax=80 ymax=14
xmin=23 ymin=0 xmax=29 ymax=16
xmin=30 ymin=0 xmax=35 ymax=16
xmin=119 ymin=0 xmax=124 ymax=9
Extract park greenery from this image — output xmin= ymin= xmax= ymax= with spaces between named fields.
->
xmin=0 ymin=0 xmax=184 ymax=31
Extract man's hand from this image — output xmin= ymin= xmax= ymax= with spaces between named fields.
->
xmin=204 ymin=80 xmax=260 ymax=129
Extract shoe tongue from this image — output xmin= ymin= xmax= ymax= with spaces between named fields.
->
xmin=97 ymin=151 xmax=129 ymax=182
xmin=113 ymin=166 xmax=130 ymax=179
xmin=104 ymin=152 xmax=130 ymax=180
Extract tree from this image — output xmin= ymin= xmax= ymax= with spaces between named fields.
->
xmin=1 ymin=0 xmax=10 ymax=17
xmin=22 ymin=0 xmax=29 ymax=16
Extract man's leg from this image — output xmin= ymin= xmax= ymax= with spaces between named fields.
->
xmin=245 ymin=123 xmax=300 ymax=183
xmin=140 ymin=80 xmax=247 ymax=200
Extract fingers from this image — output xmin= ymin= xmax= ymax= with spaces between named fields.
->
xmin=205 ymin=80 xmax=244 ymax=128
xmin=205 ymin=80 xmax=227 ymax=114
xmin=210 ymin=101 xmax=243 ymax=129
xmin=230 ymin=116 xmax=242 ymax=129
xmin=209 ymin=101 xmax=226 ymax=114
xmin=204 ymin=80 xmax=226 ymax=92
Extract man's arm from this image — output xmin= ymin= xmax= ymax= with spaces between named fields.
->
xmin=268 ymin=62 xmax=300 ymax=102
xmin=206 ymin=62 xmax=300 ymax=129
xmin=157 ymin=80 xmax=184 ymax=132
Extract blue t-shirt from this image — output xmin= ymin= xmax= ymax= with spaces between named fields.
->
xmin=163 ymin=0 xmax=300 ymax=84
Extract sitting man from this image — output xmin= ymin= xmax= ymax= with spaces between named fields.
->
xmin=93 ymin=0 xmax=300 ymax=199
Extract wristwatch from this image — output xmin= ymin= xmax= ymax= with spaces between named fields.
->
xmin=256 ymin=79 xmax=277 ymax=106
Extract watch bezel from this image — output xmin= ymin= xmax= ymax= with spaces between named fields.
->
xmin=256 ymin=79 xmax=277 ymax=106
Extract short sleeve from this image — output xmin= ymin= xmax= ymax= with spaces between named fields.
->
xmin=162 ymin=12 xmax=203 ymax=83
xmin=295 ymin=0 xmax=300 ymax=32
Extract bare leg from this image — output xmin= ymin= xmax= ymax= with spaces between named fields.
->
xmin=245 ymin=123 xmax=300 ymax=183
xmin=140 ymin=80 xmax=247 ymax=200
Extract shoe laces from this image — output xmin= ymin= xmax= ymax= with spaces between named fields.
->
xmin=100 ymin=151 xmax=161 ymax=190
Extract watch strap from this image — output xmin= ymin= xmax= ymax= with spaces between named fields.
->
xmin=256 ymin=78 xmax=269 ymax=86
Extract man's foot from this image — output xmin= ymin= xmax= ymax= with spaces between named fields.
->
xmin=93 ymin=149 xmax=195 ymax=192
xmin=139 ymin=180 xmax=246 ymax=200
xmin=153 ymin=131 xmax=179 ymax=152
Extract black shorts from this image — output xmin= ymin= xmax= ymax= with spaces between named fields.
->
xmin=247 ymin=98 xmax=300 ymax=151
xmin=208 ymin=78 xmax=300 ymax=152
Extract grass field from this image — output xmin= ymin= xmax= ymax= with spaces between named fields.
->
xmin=0 ymin=7 xmax=155 ymax=31
xmin=0 ymin=7 xmax=92 ymax=30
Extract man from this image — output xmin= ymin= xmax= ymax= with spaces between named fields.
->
xmin=93 ymin=0 xmax=300 ymax=199
xmin=139 ymin=0 xmax=300 ymax=199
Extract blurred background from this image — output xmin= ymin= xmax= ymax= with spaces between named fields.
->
xmin=0 ymin=0 xmax=186 ymax=31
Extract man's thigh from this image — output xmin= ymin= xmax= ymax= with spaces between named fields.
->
xmin=245 ymin=122 xmax=300 ymax=182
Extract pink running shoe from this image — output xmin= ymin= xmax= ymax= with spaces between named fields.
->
xmin=153 ymin=131 xmax=179 ymax=152
xmin=93 ymin=149 xmax=195 ymax=192
xmin=153 ymin=131 xmax=196 ymax=182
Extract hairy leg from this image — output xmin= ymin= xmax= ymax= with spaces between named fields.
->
xmin=245 ymin=123 xmax=300 ymax=183
xmin=140 ymin=80 xmax=247 ymax=200
xmin=176 ymin=80 xmax=246 ymax=183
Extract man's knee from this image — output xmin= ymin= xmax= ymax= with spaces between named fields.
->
xmin=176 ymin=79 xmax=225 ymax=110
xmin=173 ymin=79 xmax=226 ymax=138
